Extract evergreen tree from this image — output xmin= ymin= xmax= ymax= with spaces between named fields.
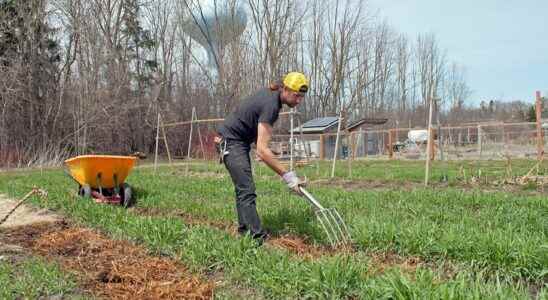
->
xmin=0 ymin=0 xmax=61 ymax=149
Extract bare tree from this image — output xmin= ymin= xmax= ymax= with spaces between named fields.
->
xmin=416 ymin=33 xmax=446 ymax=125
xmin=314 ymin=0 xmax=364 ymax=115
xmin=445 ymin=62 xmax=472 ymax=122
xmin=395 ymin=33 xmax=410 ymax=114
xmin=0 ymin=0 xmax=61 ymax=156
xmin=0 ymin=0 xmax=477 ymax=166
xmin=247 ymin=0 xmax=305 ymax=84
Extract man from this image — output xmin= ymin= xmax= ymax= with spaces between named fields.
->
xmin=216 ymin=72 xmax=308 ymax=244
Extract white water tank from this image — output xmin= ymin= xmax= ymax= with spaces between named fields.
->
xmin=183 ymin=1 xmax=247 ymax=69
xmin=408 ymin=130 xmax=428 ymax=143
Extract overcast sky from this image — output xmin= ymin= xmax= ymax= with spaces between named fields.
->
xmin=368 ymin=0 xmax=547 ymax=104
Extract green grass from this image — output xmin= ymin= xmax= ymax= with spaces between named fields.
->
xmin=0 ymin=257 xmax=84 ymax=299
xmin=296 ymin=159 xmax=548 ymax=183
xmin=0 ymin=159 xmax=546 ymax=299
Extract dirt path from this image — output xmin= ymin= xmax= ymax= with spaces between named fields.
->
xmin=0 ymin=193 xmax=61 ymax=228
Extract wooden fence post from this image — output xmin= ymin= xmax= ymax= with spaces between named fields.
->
xmin=289 ymin=108 xmax=295 ymax=171
xmin=429 ymin=128 xmax=436 ymax=161
xmin=388 ymin=129 xmax=394 ymax=159
xmin=187 ymin=107 xmax=195 ymax=160
xmin=154 ymin=113 xmax=160 ymax=173
xmin=425 ymin=94 xmax=435 ymax=186
xmin=319 ymin=134 xmax=325 ymax=160
xmin=536 ymin=91 xmax=544 ymax=161
xmin=160 ymin=116 xmax=172 ymax=164
xmin=364 ymin=132 xmax=368 ymax=157
xmin=331 ymin=111 xmax=344 ymax=178
xmin=351 ymin=132 xmax=357 ymax=160
xmin=478 ymin=125 xmax=482 ymax=159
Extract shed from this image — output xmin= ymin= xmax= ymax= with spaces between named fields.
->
xmin=288 ymin=117 xmax=388 ymax=159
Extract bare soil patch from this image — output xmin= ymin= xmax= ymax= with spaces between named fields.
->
xmin=269 ymin=234 xmax=355 ymax=259
xmin=368 ymin=252 xmax=424 ymax=275
xmin=0 ymin=194 xmax=61 ymax=228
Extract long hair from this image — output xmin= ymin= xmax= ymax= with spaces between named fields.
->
xmin=269 ymin=80 xmax=283 ymax=91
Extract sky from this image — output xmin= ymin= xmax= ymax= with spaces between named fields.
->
xmin=368 ymin=0 xmax=548 ymax=104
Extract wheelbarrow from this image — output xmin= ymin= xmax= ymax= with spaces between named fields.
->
xmin=64 ymin=155 xmax=138 ymax=207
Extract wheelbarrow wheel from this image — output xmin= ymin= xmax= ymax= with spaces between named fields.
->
xmin=79 ymin=185 xmax=92 ymax=198
xmin=121 ymin=183 xmax=134 ymax=207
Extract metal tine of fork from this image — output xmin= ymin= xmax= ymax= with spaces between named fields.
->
xmin=329 ymin=208 xmax=349 ymax=244
xmin=325 ymin=209 xmax=349 ymax=245
xmin=324 ymin=209 xmax=344 ymax=244
xmin=300 ymin=187 xmax=352 ymax=247
xmin=316 ymin=208 xmax=348 ymax=247
xmin=328 ymin=208 xmax=352 ymax=243
xmin=315 ymin=209 xmax=336 ymax=246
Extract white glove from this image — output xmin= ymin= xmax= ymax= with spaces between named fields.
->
xmin=282 ymin=171 xmax=301 ymax=188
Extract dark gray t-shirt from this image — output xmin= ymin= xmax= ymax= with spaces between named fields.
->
xmin=218 ymin=88 xmax=282 ymax=143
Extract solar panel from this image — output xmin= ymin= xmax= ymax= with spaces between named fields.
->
xmin=302 ymin=117 xmax=339 ymax=128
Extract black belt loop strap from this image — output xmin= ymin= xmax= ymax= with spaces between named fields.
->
xmin=217 ymin=138 xmax=229 ymax=164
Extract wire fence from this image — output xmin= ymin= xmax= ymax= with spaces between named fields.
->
xmin=153 ymin=103 xmax=546 ymax=172
xmin=269 ymin=122 xmax=546 ymax=162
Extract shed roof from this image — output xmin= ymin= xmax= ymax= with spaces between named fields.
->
xmin=290 ymin=117 xmax=339 ymax=134
xmin=346 ymin=118 xmax=388 ymax=131
xmin=289 ymin=116 xmax=388 ymax=134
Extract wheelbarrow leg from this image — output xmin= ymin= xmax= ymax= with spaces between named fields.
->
xmin=79 ymin=185 xmax=91 ymax=198
xmin=113 ymin=173 xmax=119 ymax=196
xmin=122 ymin=183 xmax=134 ymax=207
xmin=96 ymin=172 xmax=103 ymax=196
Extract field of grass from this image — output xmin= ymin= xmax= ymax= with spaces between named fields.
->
xmin=0 ymin=159 xmax=546 ymax=299
xmin=0 ymin=257 xmax=84 ymax=299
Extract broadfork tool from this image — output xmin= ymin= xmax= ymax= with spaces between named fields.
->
xmin=299 ymin=187 xmax=352 ymax=247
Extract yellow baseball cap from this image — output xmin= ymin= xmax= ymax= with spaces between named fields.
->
xmin=283 ymin=72 xmax=309 ymax=93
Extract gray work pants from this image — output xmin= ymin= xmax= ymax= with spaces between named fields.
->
xmin=222 ymin=139 xmax=266 ymax=239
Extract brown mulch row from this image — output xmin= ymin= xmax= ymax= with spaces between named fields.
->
xmin=1 ymin=221 xmax=213 ymax=299
xmin=309 ymin=177 xmax=547 ymax=195
xmin=0 ymin=210 xmax=450 ymax=300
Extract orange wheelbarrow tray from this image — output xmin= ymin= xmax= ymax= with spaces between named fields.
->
xmin=64 ymin=155 xmax=138 ymax=207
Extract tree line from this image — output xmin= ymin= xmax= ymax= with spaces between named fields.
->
xmin=0 ymin=0 xmax=534 ymax=166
